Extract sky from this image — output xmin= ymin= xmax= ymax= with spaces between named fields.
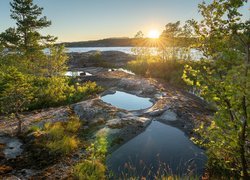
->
xmin=0 ymin=0 xmax=249 ymax=42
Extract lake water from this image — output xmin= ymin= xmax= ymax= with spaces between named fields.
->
xmin=44 ymin=47 xmax=203 ymax=60
xmin=101 ymin=91 xmax=153 ymax=111
xmin=65 ymin=71 xmax=92 ymax=77
xmin=107 ymin=121 xmax=206 ymax=178
xmin=65 ymin=47 xmax=202 ymax=60
xmin=67 ymin=47 xmax=133 ymax=54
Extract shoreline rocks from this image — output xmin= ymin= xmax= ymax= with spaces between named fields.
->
xmin=68 ymin=51 xmax=135 ymax=68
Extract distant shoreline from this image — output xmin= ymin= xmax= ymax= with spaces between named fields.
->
xmin=59 ymin=38 xmax=137 ymax=47
xmin=59 ymin=37 xmax=195 ymax=48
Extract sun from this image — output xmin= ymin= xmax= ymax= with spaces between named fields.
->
xmin=148 ymin=29 xmax=160 ymax=39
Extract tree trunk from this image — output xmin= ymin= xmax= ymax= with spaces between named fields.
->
xmin=239 ymin=115 xmax=248 ymax=179
xmin=15 ymin=113 xmax=22 ymax=136
xmin=239 ymin=44 xmax=249 ymax=179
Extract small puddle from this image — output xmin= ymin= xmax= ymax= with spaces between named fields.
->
xmin=65 ymin=71 xmax=92 ymax=77
xmin=0 ymin=135 xmax=23 ymax=159
xmin=107 ymin=121 xmax=206 ymax=178
xmin=108 ymin=68 xmax=135 ymax=75
xmin=101 ymin=91 xmax=153 ymax=111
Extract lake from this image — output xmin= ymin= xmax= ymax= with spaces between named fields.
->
xmin=43 ymin=47 xmax=203 ymax=60
xmin=65 ymin=47 xmax=203 ymax=60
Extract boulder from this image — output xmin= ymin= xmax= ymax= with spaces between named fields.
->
xmin=159 ymin=110 xmax=178 ymax=122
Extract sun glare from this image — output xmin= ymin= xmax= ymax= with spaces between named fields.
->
xmin=148 ymin=29 xmax=160 ymax=39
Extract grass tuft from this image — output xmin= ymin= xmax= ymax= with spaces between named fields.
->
xmin=73 ymin=160 xmax=106 ymax=180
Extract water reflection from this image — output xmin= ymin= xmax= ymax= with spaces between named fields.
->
xmin=101 ymin=91 xmax=153 ymax=111
xmin=107 ymin=121 xmax=206 ymax=178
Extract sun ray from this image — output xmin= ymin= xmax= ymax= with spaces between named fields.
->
xmin=148 ymin=30 xmax=160 ymax=39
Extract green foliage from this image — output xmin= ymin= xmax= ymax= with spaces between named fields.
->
xmin=128 ymin=57 xmax=186 ymax=87
xmin=87 ymin=135 xmax=108 ymax=161
xmin=183 ymin=0 xmax=250 ymax=178
xmin=37 ymin=45 xmax=68 ymax=77
xmin=28 ymin=125 xmax=42 ymax=133
xmin=160 ymin=21 xmax=182 ymax=55
xmin=0 ymin=0 xmax=102 ymax=139
xmin=0 ymin=0 xmax=56 ymax=53
xmin=129 ymin=22 xmax=196 ymax=87
xmin=46 ymin=135 xmax=79 ymax=155
xmin=0 ymin=66 xmax=34 ymax=134
xmin=38 ymin=117 xmax=81 ymax=155
xmin=89 ymin=51 xmax=115 ymax=68
xmin=0 ymin=66 xmax=34 ymax=114
xmin=0 ymin=44 xmax=68 ymax=77
xmin=69 ymin=81 xmax=102 ymax=103
xmin=44 ymin=122 xmax=65 ymax=140
xmin=73 ymin=133 xmax=108 ymax=180
xmin=29 ymin=78 xmax=102 ymax=109
xmin=30 ymin=76 xmax=74 ymax=108
xmin=89 ymin=51 xmax=102 ymax=62
xmin=73 ymin=160 xmax=106 ymax=180
xmin=65 ymin=116 xmax=82 ymax=133
xmin=0 ymin=0 xmax=84 ymax=113
xmin=158 ymin=21 xmax=195 ymax=61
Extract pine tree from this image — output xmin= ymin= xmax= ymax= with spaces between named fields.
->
xmin=0 ymin=0 xmax=56 ymax=53
xmin=0 ymin=66 xmax=34 ymax=135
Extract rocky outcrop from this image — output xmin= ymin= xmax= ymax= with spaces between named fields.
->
xmin=68 ymin=51 xmax=135 ymax=68
xmin=0 ymin=68 xmax=213 ymax=179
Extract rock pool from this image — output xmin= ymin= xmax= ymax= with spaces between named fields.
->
xmin=107 ymin=121 xmax=206 ymax=178
xmin=101 ymin=91 xmax=153 ymax=111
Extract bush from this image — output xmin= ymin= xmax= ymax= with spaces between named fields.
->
xmin=47 ymin=135 xmax=79 ymax=155
xmin=73 ymin=160 xmax=106 ymax=180
xmin=30 ymin=78 xmax=102 ymax=109
xmin=29 ymin=76 xmax=75 ymax=109
xmin=44 ymin=122 xmax=65 ymax=140
xmin=35 ymin=117 xmax=82 ymax=155
xmin=89 ymin=51 xmax=114 ymax=68
xmin=72 ymin=133 xmax=108 ymax=179
xmin=65 ymin=116 xmax=81 ymax=133
xmin=127 ymin=57 xmax=186 ymax=87
xmin=68 ymin=81 xmax=103 ymax=103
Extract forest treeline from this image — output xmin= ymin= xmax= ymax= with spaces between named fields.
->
xmin=61 ymin=37 xmax=196 ymax=48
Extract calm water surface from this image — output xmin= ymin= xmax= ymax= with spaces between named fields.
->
xmin=101 ymin=91 xmax=153 ymax=111
xmin=107 ymin=121 xmax=206 ymax=178
xmin=65 ymin=47 xmax=203 ymax=60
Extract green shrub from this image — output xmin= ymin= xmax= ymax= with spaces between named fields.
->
xmin=47 ymin=135 xmax=79 ymax=155
xmin=29 ymin=78 xmax=102 ymax=110
xmin=28 ymin=125 xmax=42 ymax=133
xmin=72 ymin=133 xmax=108 ymax=179
xmin=34 ymin=117 xmax=82 ymax=155
xmin=88 ymin=51 xmax=114 ymax=68
xmin=73 ymin=160 xmax=106 ymax=180
xmin=128 ymin=58 xmax=186 ymax=87
xmin=30 ymin=76 xmax=74 ymax=109
xmin=44 ymin=122 xmax=65 ymax=140
xmin=65 ymin=117 xmax=81 ymax=133
xmin=87 ymin=134 xmax=108 ymax=161
xmin=68 ymin=81 xmax=103 ymax=103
